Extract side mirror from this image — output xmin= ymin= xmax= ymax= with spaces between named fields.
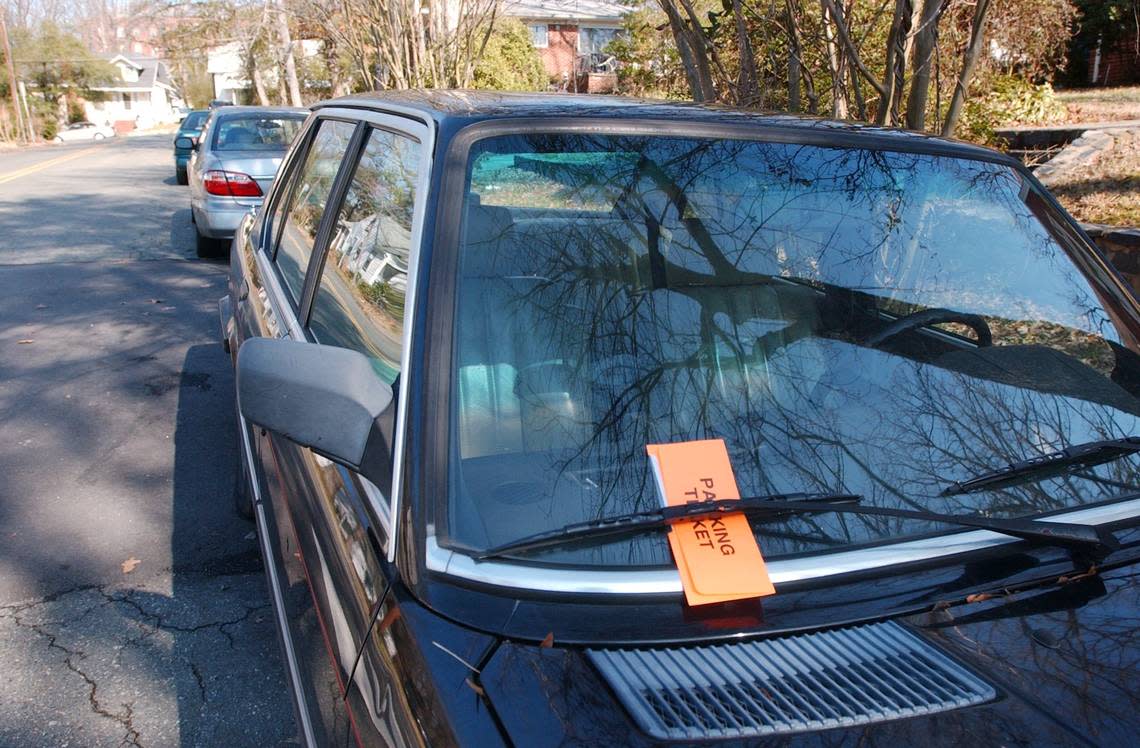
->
xmin=175 ymin=136 xmax=196 ymax=150
xmin=237 ymin=338 xmax=394 ymax=485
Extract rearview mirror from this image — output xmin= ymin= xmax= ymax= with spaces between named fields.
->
xmin=175 ymin=136 xmax=195 ymax=150
xmin=237 ymin=338 xmax=394 ymax=485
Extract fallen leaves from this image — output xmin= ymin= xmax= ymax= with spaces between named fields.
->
xmin=121 ymin=557 xmax=141 ymax=574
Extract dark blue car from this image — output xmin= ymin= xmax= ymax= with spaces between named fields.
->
xmin=173 ymin=109 xmax=209 ymax=185
xmin=221 ymin=91 xmax=1140 ymax=745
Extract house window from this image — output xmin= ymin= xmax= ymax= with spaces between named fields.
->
xmin=122 ymin=93 xmax=132 ymax=110
xmin=580 ymin=26 xmax=620 ymax=56
xmin=529 ymin=24 xmax=548 ymax=49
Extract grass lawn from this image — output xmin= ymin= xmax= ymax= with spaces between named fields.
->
xmin=1055 ymin=85 xmax=1140 ymax=123
xmin=1049 ymin=129 xmax=1140 ymax=226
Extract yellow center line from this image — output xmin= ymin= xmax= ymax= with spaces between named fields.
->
xmin=0 ymin=146 xmax=104 ymax=185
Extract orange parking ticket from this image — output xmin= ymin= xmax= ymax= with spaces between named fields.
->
xmin=646 ymin=440 xmax=775 ymax=606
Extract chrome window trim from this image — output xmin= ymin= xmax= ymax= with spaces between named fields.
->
xmin=303 ymin=106 xmax=435 ymax=564
xmin=258 ymin=111 xmax=320 ymax=258
xmin=426 ymin=496 xmax=1140 ymax=594
xmin=359 ymin=477 xmax=392 ymax=550
xmin=237 ymin=413 xmax=318 ymax=748
xmin=253 ymin=107 xmax=434 ymax=561
xmin=255 ymin=248 xmax=304 ymax=340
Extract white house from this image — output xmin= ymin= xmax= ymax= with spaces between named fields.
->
xmin=208 ymin=42 xmax=249 ymax=104
xmin=84 ymin=54 xmax=183 ymax=129
xmin=208 ymin=40 xmax=325 ymax=105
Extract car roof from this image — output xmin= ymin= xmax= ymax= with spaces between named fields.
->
xmin=313 ymin=90 xmax=1007 ymax=163
xmin=211 ymin=105 xmax=308 ymax=119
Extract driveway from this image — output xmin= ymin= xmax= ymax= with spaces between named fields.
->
xmin=0 ymin=136 xmax=297 ymax=746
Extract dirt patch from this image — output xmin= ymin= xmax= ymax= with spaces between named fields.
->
xmin=1048 ymin=129 xmax=1140 ymax=227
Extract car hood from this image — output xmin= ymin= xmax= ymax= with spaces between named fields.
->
xmin=476 ymin=556 xmax=1140 ymax=744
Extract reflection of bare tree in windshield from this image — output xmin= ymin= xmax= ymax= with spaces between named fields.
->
xmin=449 ymin=134 xmax=1140 ymax=564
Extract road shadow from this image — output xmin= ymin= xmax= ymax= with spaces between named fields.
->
xmin=125 ymin=343 xmax=298 ymax=746
xmin=0 ymin=318 xmax=297 ymax=744
xmin=162 ymin=176 xmax=179 ymax=186
xmin=169 ymin=207 xmax=197 ymax=259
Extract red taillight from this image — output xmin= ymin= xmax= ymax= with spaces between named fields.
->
xmin=203 ymin=170 xmax=262 ymax=197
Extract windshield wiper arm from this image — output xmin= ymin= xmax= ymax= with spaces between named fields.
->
xmin=475 ymin=493 xmax=1117 ymax=561
xmin=942 ymin=437 xmax=1140 ymax=496
xmin=474 ymin=493 xmax=860 ymax=560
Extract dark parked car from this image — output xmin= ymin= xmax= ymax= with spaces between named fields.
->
xmin=173 ymin=109 xmax=209 ymax=185
xmin=221 ymin=91 xmax=1140 ymax=746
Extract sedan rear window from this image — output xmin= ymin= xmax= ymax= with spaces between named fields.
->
xmin=213 ymin=114 xmax=305 ymax=151
xmin=443 ymin=132 xmax=1140 ymax=567
xmin=181 ymin=111 xmax=208 ymax=130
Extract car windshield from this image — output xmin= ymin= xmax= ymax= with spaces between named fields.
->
xmin=212 ymin=114 xmax=304 ymax=151
xmin=443 ymin=132 xmax=1140 ymax=568
xmin=181 ymin=111 xmax=208 ymax=131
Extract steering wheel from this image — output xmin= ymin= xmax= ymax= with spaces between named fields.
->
xmin=866 ymin=307 xmax=993 ymax=348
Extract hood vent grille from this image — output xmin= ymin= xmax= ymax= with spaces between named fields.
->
xmin=588 ymin=620 xmax=994 ymax=739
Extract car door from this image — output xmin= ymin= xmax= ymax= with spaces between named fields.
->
xmin=236 ymin=109 xmax=432 ymax=746
xmin=301 ymin=121 xmax=431 ymax=746
xmin=235 ymin=112 xmax=362 ymax=745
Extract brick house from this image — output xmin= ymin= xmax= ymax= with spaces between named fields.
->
xmin=502 ymin=0 xmax=629 ymax=93
xmin=1087 ymin=38 xmax=1140 ymax=86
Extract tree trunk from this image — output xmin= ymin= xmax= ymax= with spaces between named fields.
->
xmin=732 ymin=0 xmax=761 ymax=106
xmin=821 ymin=0 xmax=848 ymax=118
xmin=941 ymin=0 xmax=990 ymax=136
xmin=877 ymin=0 xmax=910 ymax=125
xmin=274 ymin=0 xmax=303 ymax=106
xmin=252 ymin=66 xmax=271 ymax=105
xmin=677 ymin=0 xmax=725 ymax=99
xmin=905 ymin=0 xmax=942 ymax=130
xmin=788 ymin=51 xmax=801 ymax=112
xmin=785 ymin=0 xmax=817 ymax=113
xmin=1 ymin=14 xmax=26 ymax=142
xmin=821 ymin=0 xmax=886 ymax=99
xmin=658 ymin=0 xmax=716 ymax=102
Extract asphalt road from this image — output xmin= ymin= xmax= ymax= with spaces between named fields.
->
xmin=0 ymin=136 xmax=298 ymax=746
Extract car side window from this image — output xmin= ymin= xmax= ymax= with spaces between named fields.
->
xmin=308 ymin=128 xmax=421 ymax=386
xmin=273 ymin=119 xmax=356 ymax=305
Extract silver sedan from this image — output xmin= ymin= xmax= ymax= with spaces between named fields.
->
xmin=183 ymin=106 xmax=307 ymax=257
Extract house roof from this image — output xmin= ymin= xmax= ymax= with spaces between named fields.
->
xmin=501 ymin=0 xmax=628 ymax=23
xmin=91 ymin=54 xmax=178 ymax=93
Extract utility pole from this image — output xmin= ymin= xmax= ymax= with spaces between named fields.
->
xmin=1 ymin=12 xmax=26 ymax=142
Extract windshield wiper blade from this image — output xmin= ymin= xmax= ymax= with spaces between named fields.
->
xmin=475 ymin=493 xmax=1117 ymax=561
xmin=474 ymin=493 xmax=861 ymax=560
xmin=942 ymin=437 xmax=1140 ymax=496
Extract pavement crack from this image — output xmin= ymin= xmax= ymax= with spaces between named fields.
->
xmin=190 ymin=661 xmax=207 ymax=704
xmin=110 ymin=590 xmax=269 ymax=648
xmin=0 ymin=583 xmax=104 ymax=617
xmin=11 ymin=603 xmax=143 ymax=747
